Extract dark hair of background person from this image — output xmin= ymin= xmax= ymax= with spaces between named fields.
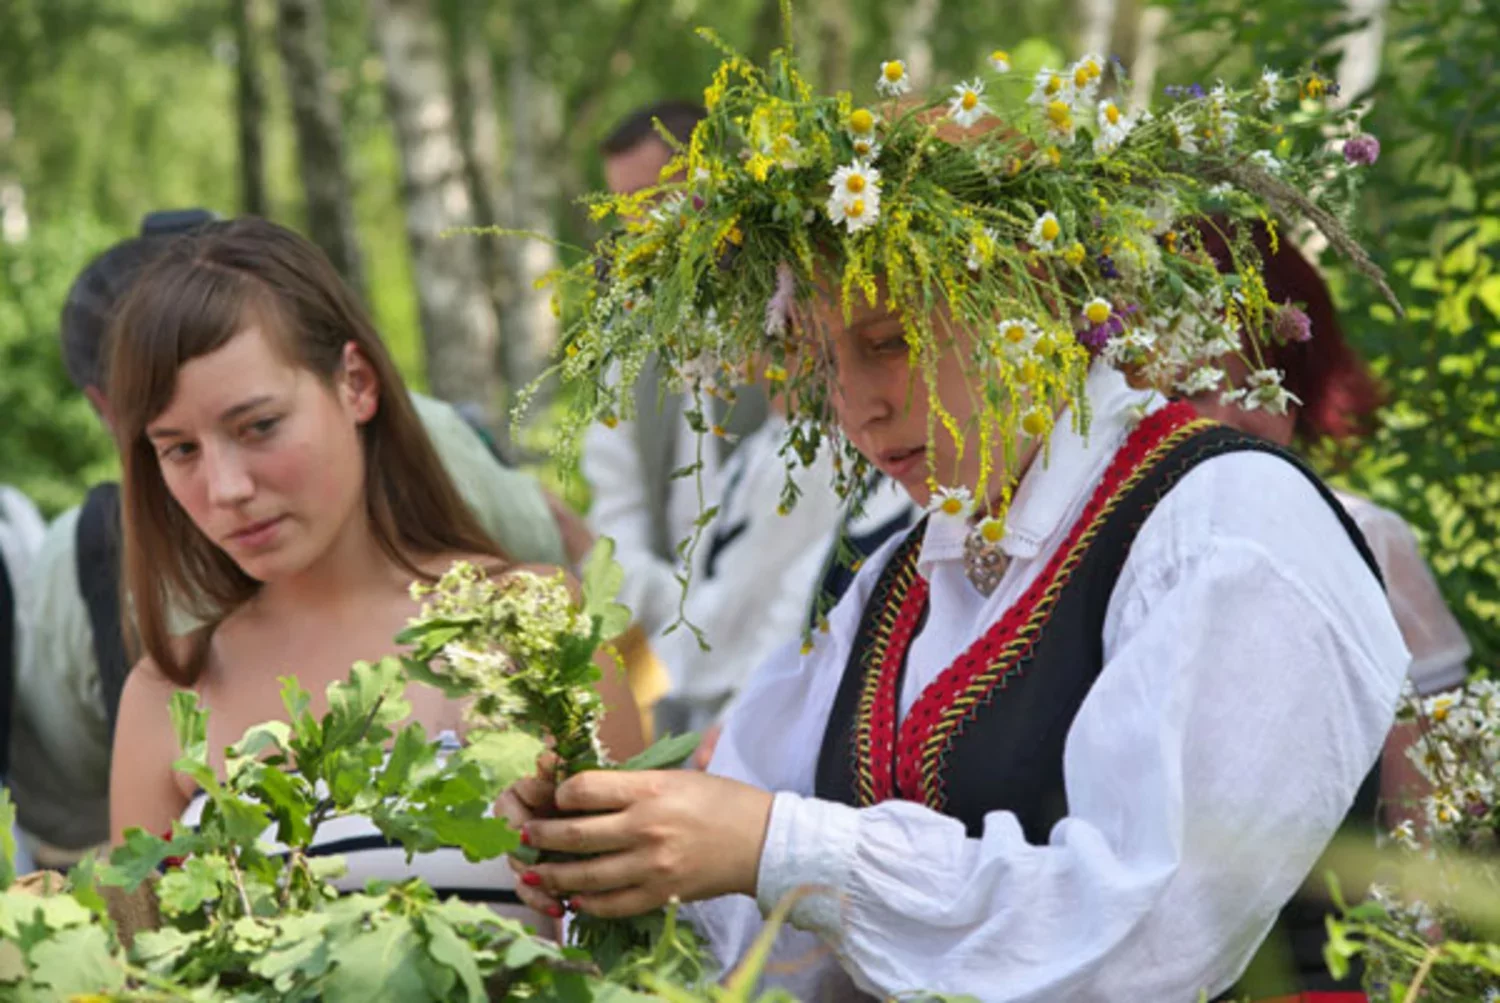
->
xmin=107 ymin=216 xmax=505 ymax=687
xmin=600 ymin=99 xmax=707 ymax=156
xmin=59 ymin=210 xmax=219 ymax=393
xmin=1196 ymin=218 xmax=1386 ymax=444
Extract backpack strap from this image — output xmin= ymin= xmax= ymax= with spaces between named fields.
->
xmin=75 ymin=483 xmax=131 ymax=739
xmin=0 ymin=542 xmax=16 ymax=780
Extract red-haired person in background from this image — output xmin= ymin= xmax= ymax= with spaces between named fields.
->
xmin=1190 ymin=221 xmax=1472 ymax=821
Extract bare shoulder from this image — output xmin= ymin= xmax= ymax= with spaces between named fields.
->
xmin=120 ymin=627 xmax=214 ymax=704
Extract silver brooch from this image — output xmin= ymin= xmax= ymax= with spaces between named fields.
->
xmin=962 ymin=526 xmax=1010 ymax=596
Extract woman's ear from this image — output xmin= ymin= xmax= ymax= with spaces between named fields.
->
xmin=339 ymin=341 xmax=380 ymax=424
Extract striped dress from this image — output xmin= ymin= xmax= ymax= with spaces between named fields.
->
xmin=179 ymin=730 xmax=537 ymax=924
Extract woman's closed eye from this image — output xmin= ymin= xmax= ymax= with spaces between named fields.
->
xmin=157 ymin=440 xmax=199 ymax=463
xmin=240 ymin=415 xmax=282 ymax=441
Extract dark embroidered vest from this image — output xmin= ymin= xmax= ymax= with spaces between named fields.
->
xmin=814 ymin=402 xmax=1383 ymax=996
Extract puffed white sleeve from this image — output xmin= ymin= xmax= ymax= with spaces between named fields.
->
xmin=730 ymin=455 xmax=1409 ymax=1001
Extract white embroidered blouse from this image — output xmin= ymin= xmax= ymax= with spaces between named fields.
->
xmin=688 ymin=365 xmax=1411 ymax=1002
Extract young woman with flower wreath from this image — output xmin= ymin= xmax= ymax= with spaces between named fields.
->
xmin=502 ymin=37 xmax=1409 ymax=1001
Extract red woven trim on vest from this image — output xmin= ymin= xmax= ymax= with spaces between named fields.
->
xmin=865 ymin=570 xmax=928 ymax=803
xmin=870 ymin=401 xmax=1211 ymax=809
xmin=852 ymin=539 xmax=928 ymax=805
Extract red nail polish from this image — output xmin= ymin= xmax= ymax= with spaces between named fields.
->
xmin=522 ymin=871 xmax=542 ymax=887
xmin=547 ymin=904 xmax=564 ymax=919
xmin=520 ymin=827 xmax=532 ymax=846
xmin=568 ymin=898 xmax=582 ymax=912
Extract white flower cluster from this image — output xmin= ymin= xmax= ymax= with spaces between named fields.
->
xmin=1404 ymin=679 xmax=1500 ymax=841
xmin=411 ymin=562 xmax=592 ymax=670
xmin=1024 ymin=54 xmax=1145 ymax=155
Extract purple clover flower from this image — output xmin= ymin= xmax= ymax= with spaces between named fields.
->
xmin=1077 ymin=303 xmax=1138 ymax=348
xmin=1344 ymin=134 xmax=1381 ymax=166
xmin=1273 ymin=303 xmax=1313 ymax=343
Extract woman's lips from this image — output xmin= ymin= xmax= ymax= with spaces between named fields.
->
xmin=226 ymin=515 xmax=287 ymax=550
xmin=878 ymin=446 xmax=926 ymax=482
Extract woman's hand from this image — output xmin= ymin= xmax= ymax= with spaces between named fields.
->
xmin=500 ymin=761 xmax=567 ymax=920
xmin=513 ymin=770 xmax=774 ymax=919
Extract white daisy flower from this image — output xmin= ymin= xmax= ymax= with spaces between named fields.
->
xmin=1166 ymin=110 xmax=1201 ymax=154
xmin=1028 ymin=68 xmax=1072 ymax=108
xmin=828 ymin=162 xmax=882 ymax=204
xmin=648 ymin=192 xmax=688 ymax=224
xmin=851 ymin=137 xmax=883 ymax=162
xmin=1210 ymin=105 xmax=1240 ymax=146
xmin=1390 ymin=819 xmax=1421 ymax=852
xmin=1029 ymin=211 xmax=1062 ymax=250
xmin=1043 ymin=98 xmax=1078 ymax=142
xmin=1069 ymin=54 xmax=1106 ymax=105
xmin=1242 ymin=368 xmax=1301 ymax=414
xmin=1207 ymin=182 xmax=1234 ymax=198
xmin=877 ymin=59 xmax=912 ymax=97
xmin=1249 ymin=149 xmax=1284 ymax=174
xmin=975 ymin=515 xmax=1006 ymax=544
xmin=1092 ymin=99 xmax=1136 ymax=156
xmin=966 ymin=227 xmax=1000 ymax=271
xmin=1257 ymin=68 xmax=1282 ymax=111
xmin=1082 ymin=297 xmax=1113 ymax=326
xmin=929 ymin=485 xmax=975 ymax=519
xmin=949 ymin=79 xmax=990 ymax=128
xmin=1175 ymin=366 xmax=1226 ymax=396
xmin=1101 ymin=327 xmax=1156 ymax=368
xmin=827 ymin=189 xmax=881 ymax=233
xmin=995 ymin=317 xmax=1041 ymax=358
xmin=989 ymin=49 xmax=1011 ymax=73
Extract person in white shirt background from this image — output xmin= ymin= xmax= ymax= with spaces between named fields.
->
xmin=502 ymin=91 xmax=1412 ymax=1001
xmin=584 ymin=100 xmax=769 ymax=650
xmin=651 ymin=401 xmax=915 ymax=740
xmin=0 ymin=484 xmax=43 ymax=875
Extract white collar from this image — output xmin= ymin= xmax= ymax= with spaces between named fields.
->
xmin=917 ymin=365 xmax=1161 ymax=578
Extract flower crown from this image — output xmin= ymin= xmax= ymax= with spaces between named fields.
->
xmin=525 ymin=27 xmax=1394 ymax=534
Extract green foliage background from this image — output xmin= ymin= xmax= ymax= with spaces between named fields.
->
xmin=0 ymin=0 xmax=1493 ymax=663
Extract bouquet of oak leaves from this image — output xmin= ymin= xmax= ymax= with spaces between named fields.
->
xmin=0 ymin=541 xmax=803 ymax=1002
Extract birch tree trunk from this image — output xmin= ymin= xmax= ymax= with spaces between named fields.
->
xmin=502 ymin=9 xmax=559 ymax=397
xmin=1129 ymin=4 xmax=1169 ymax=113
xmin=892 ymin=0 xmax=940 ymax=91
xmin=234 ymin=0 xmax=268 ymax=217
xmin=817 ymin=0 xmax=853 ymax=92
xmin=275 ymin=0 xmax=364 ymax=293
xmin=371 ymin=0 xmax=503 ymax=418
xmin=1076 ymin=0 xmax=1119 ymax=57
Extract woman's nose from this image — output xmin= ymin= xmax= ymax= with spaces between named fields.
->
xmin=203 ymin=443 xmax=255 ymax=508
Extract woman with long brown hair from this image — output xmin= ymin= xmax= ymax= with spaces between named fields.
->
xmin=106 ymin=217 xmax=642 ymax=916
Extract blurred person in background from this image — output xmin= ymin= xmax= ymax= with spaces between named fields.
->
xmin=0 ymin=483 xmax=43 ymax=874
